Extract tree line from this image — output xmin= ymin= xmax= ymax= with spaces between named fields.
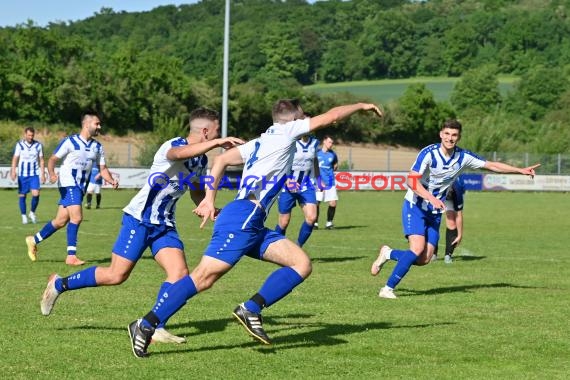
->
xmin=1 ymin=0 xmax=569 ymax=161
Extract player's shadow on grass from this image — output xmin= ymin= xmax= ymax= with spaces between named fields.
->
xmin=317 ymin=225 xmax=366 ymax=231
xmin=455 ymin=255 xmax=486 ymax=261
xmin=311 ymin=255 xmax=367 ymax=263
xmin=400 ymin=282 xmax=537 ymax=296
xmin=147 ymin=314 xmax=454 ymax=356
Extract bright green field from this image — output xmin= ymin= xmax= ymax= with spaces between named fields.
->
xmin=1 ymin=189 xmax=569 ymax=379
xmin=305 ymin=77 xmax=518 ymax=103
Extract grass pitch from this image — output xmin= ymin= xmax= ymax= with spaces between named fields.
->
xmin=0 ymin=189 xmax=568 ymax=379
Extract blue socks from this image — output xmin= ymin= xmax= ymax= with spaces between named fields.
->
xmin=66 ymin=222 xmax=79 ymax=255
xmin=35 ymin=221 xmax=57 ymax=243
xmin=244 ymin=267 xmax=303 ymax=313
xmin=31 ymin=195 xmax=39 ymax=212
xmin=55 ymin=266 xmax=98 ymax=292
xmin=386 ymin=250 xmax=418 ymax=289
xmin=297 ymin=221 xmax=314 ymax=247
xmin=146 ymin=275 xmax=198 ymax=326
xmin=155 ymin=282 xmax=172 ymax=328
xmin=19 ymin=197 xmax=26 ymax=214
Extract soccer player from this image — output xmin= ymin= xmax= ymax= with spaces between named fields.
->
xmin=10 ymin=127 xmax=45 ymax=224
xmin=126 ymin=99 xmax=382 ymax=358
xmin=275 ymin=133 xmax=320 ymax=247
xmin=371 ymin=119 xmax=539 ymax=299
xmin=85 ymin=166 xmax=103 ymax=209
xmin=25 ymin=112 xmax=118 ymax=266
xmin=39 ymin=107 xmax=244 ymax=344
xmin=315 ymin=135 xmax=338 ymax=230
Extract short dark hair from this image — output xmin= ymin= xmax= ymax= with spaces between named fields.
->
xmin=441 ymin=119 xmax=462 ymax=132
xmin=24 ymin=127 xmax=35 ymax=134
xmin=323 ymin=135 xmax=334 ymax=142
xmin=82 ymin=110 xmax=100 ymax=124
xmin=189 ymin=107 xmax=219 ymax=123
xmin=272 ymin=99 xmax=303 ymax=122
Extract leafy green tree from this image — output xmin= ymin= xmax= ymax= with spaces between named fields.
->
xmin=390 ymin=83 xmax=455 ymax=146
xmin=505 ymin=65 xmax=569 ymax=121
xmin=450 ymin=65 xmax=501 ymax=111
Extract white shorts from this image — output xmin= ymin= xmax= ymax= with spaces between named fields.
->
xmin=316 ymin=187 xmax=338 ymax=202
xmin=87 ymin=183 xmax=102 ymax=194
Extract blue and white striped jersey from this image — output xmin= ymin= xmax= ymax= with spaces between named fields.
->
xmin=53 ymin=134 xmax=105 ymax=191
xmin=405 ymin=143 xmax=485 ymax=213
xmin=123 ymin=137 xmax=208 ymax=227
xmin=289 ymin=136 xmax=319 ymax=191
xmin=236 ymin=118 xmax=310 ymax=212
xmin=13 ymin=140 xmax=43 ymax=177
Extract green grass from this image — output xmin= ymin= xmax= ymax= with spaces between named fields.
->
xmin=1 ymin=189 xmax=569 ymax=379
xmin=305 ymin=76 xmax=518 ymax=103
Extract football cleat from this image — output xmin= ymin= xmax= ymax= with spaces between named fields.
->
xmin=25 ymin=236 xmax=38 ymax=261
xmin=325 ymin=222 xmax=334 ymax=230
xmin=232 ymin=304 xmax=272 ymax=345
xmin=28 ymin=212 xmax=37 ymax=224
xmin=152 ymin=327 xmax=187 ymax=344
xmin=371 ymin=245 xmax=392 ymax=276
xmin=444 ymin=254 xmax=453 ymax=264
xmin=22 ymin=214 xmax=28 ymax=225
xmin=41 ymin=273 xmax=61 ymax=315
xmin=128 ymin=319 xmax=155 ymax=358
xmin=378 ymin=286 xmax=397 ymax=299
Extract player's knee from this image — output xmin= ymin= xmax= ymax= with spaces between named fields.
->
xmin=293 ymin=255 xmax=312 ymax=278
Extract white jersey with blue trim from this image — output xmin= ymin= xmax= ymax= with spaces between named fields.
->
xmin=54 ymin=134 xmax=105 ymax=191
xmin=404 ymin=143 xmax=486 ymax=213
xmin=236 ymin=118 xmax=310 ymax=212
xmin=14 ymin=140 xmax=43 ymax=177
xmin=123 ymin=137 xmax=208 ymax=227
xmin=289 ymin=136 xmax=319 ymax=191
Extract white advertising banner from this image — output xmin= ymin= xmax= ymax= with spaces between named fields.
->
xmin=483 ymin=174 xmax=570 ymax=191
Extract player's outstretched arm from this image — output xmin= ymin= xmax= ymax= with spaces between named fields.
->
xmin=484 ymin=162 xmax=540 ymax=178
xmin=193 ymin=146 xmax=244 ymax=228
xmin=308 ymin=103 xmax=383 ymax=133
xmin=166 ymin=137 xmax=244 ymax=161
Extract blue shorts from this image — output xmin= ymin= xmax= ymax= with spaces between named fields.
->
xmin=18 ymin=176 xmax=40 ymax=194
xmin=112 ymin=213 xmax=184 ymax=261
xmin=401 ymin=200 xmax=442 ymax=247
xmin=278 ymin=188 xmax=317 ymax=214
xmin=204 ymin=200 xmax=285 ymax=266
xmin=58 ymin=186 xmax=84 ymax=207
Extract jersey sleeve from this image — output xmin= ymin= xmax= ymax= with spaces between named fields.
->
xmin=462 ymin=150 xmax=486 ymax=170
xmin=96 ymin=144 xmax=106 ymax=166
xmin=53 ymin=138 xmax=73 ymax=159
xmin=37 ymin=143 xmax=44 ymax=158
xmin=13 ymin=142 xmax=22 ymax=157
xmin=410 ymin=146 xmax=433 ymax=174
xmin=238 ymin=139 xmax=258 ymax=163
xmin=286 ymin=119 xmax=310 ymax=140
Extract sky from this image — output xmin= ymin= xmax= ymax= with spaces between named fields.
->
xmin=0 ymin=0 xmax=200 ymax=27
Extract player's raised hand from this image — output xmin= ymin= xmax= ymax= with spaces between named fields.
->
xmin=522 ymin=164 xmax=540 ymax=179
xmin=219 ymin=137 xmax=245 ymax=150
xmin=362 ymin=103 xmax=384 ymax=118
